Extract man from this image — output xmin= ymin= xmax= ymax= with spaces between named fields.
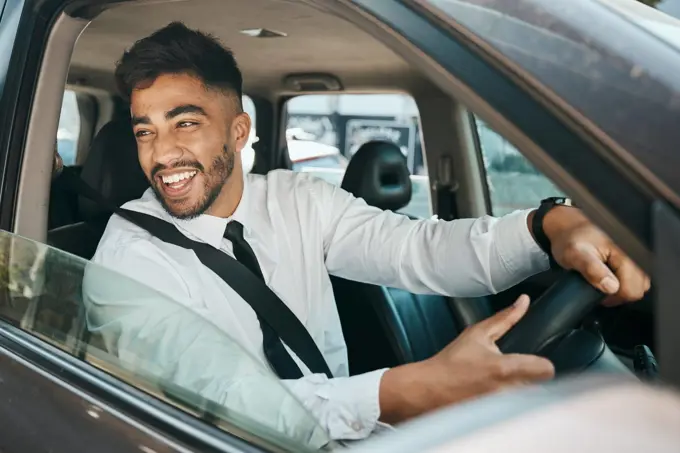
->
xmin=85 ymin=22 xmax=649 ymax=444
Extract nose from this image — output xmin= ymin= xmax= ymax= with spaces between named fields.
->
xmin=152 ymin=131 xmax=184 ymax=166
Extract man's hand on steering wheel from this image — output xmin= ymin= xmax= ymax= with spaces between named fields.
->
xmin=379 ymin=296 xmax=555 ymax=424
xmin=379 ymin=207 xmax=650 ymax=426
xmin=538 ymin=206 xmax=651 ymax=306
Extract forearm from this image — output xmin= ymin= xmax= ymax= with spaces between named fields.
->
xmin=528 ymin=205 xmax=591 ymax=245
xmin=378 ymin=360 xmax=468 ymax=425
xmin=320 ymin=176 xmax=549 ymax=296
xmin=402 ymin=206 xmax=585 ymax=295
xmin=327 ymin=206 xmax=549 ymax=297
xmin=379 ymin=362 xmax=437 ymax=424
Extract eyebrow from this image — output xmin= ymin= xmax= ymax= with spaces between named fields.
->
xmin=130 ymin=104 xmax=208 ymax=127
xmin=131 ymin=115 xmax=151 ymax=127
xmin=165 ymin=104 xmax=207 ymax=120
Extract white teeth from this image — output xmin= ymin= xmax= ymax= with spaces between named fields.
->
xmin=162 ymin=171 xmax=197 ymax=185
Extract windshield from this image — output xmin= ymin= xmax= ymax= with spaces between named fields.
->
xmin=0 ymin=230 xmax=331 ymax=451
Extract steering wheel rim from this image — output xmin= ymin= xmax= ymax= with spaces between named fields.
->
xmin=497 ymin=271 xmax=605 ymax=356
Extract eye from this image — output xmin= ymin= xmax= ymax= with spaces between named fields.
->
xmin=135 ymin=130 xmax=152 ymax=139
xmin=177 ymin=121 xmax=198 ymax=128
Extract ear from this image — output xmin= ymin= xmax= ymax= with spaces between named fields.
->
xmin=231 ymin=112 xmax=252 ymax=154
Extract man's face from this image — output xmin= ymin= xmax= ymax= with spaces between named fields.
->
xmin=130 ymin=73 xmax=250 ymax=219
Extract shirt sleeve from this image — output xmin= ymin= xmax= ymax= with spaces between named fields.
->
xmin=317 ymin=178 xmax=550 ymax=296
xmin=85 ymin=233 xmax=387 ymax=443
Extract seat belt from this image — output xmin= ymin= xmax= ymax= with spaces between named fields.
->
xmin=64 ymin=174 xmax=333 ymax=379
xmin=434 ymin=155 xmax=460 ymax=221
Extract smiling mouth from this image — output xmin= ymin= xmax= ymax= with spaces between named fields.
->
xmin=158 ymin=170 xmax=198 ymax=196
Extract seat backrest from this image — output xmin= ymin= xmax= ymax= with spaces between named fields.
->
xmin=48 ymin=165 xmax=82 ymax=230
xmin=341 ymin=140 xmax=412 ymax=212
xmin=78 ymin=118 xmax=148 ymax=223
xmin=47 ymin=118 xmax=148 ymax=259
xmin=332 ymin=141 xmax=466 ymax=374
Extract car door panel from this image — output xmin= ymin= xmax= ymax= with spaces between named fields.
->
xmin=0 ymin=347 xmax=185 ymax=453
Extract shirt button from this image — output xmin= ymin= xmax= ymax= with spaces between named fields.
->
xmin=351 ymin=421 xmax=363 ymax=432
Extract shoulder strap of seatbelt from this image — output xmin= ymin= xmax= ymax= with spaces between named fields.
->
xmin=63 ymin=174 xmax=333 ymax=378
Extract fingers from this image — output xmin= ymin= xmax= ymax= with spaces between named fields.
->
xmin=500 ymin=353 xmax=556 ymax=382
xmin=475 ymin=294 xmax=530 ymax=341
xmin=564 ymin=242 xmax=620 ymax=295
xmin=606 ymin=248 xmax=651 ymax=304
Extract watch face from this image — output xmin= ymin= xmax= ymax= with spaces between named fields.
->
xmin=542 ymin=197 xmax=574 ymax=207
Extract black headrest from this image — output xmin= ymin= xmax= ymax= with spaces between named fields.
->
xmin=79 ymin=118 xmax=149 ymax=221
xmin=341 ymin=141 xmax=412 ymax=211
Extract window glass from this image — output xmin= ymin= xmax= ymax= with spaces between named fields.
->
xmin=242 ymin=95 xmax=257 ymax=175
xmin=0 ymin=231 xmax=330 ymax=451
xmin=474 ymin=116 xmax=565 ymax=216
xmin=420 ymin=0 xmax=680 ymax=201
xmin=57 ymin=90 xmax=81 ymax=166
xmin=285 ymin=94 xmax=432 ymax=219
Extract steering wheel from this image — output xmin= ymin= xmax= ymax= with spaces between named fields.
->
xmin=497 ymin=271 xmax=635 ymax=376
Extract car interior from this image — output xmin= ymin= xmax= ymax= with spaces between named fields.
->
xmin=0 ymin=0 xmax=660 ymax=446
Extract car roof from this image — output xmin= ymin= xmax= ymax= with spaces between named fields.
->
xmin=67 ymin=0 xmax=429 ymax=96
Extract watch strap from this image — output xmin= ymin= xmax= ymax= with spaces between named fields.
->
xmin=532 ymin=197 xmax=575 ymax=269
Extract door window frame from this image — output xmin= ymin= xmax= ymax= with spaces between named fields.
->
xmin=469 ymin=113 xmax=566 ymax=216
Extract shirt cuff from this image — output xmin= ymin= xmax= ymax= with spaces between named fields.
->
xmin=495 ymin=209 xmax=550 ymax=277
xmin=314 ymin=368 xmax=388 ymax=441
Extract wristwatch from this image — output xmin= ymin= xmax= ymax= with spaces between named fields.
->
xmin=532 ymin=197 xmax=576 ymax=269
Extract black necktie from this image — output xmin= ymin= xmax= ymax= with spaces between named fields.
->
xmin=224 ymin=221 xmax=304 ymax=379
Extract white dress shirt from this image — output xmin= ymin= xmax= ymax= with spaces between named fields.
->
xmin=84 ymin=169 xmax=548 ymax=446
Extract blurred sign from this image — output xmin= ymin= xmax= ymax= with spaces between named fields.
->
xmin=345 ymin=119 xmax=416 ymax=160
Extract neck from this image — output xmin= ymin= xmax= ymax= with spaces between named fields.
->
xmin=207 ymin=170 xmax=244 ymax=218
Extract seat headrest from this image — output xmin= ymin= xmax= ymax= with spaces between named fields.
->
xmin=341 ymin=141 xmax=412 ymax=211
xmin=79 ymin=118 xmax=149 ymax=221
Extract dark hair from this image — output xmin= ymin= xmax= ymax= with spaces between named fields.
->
xmin=114 ymin=22 xmax=243 ymax=107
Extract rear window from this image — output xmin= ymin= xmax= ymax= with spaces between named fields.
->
xmin=284 ymin=93 xmax=432 ymax=219
xmin=57 ymin=90 xmax=81 ymax=166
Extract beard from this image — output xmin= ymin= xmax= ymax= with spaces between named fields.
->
xmin=151 ymin=144 xmax=235 ymax=219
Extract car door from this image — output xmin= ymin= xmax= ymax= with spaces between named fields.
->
xmin=0 ymin=1 xmax=679 ymax=449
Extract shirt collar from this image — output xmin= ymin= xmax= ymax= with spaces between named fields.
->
xmin=171 ymin=178 xmax=252 ymax=249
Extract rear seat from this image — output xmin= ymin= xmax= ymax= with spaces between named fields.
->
xmin=47 ymin=119 xmax=148 ymax=259
xmin=48 ymin=165 xmax=82 ymax=229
